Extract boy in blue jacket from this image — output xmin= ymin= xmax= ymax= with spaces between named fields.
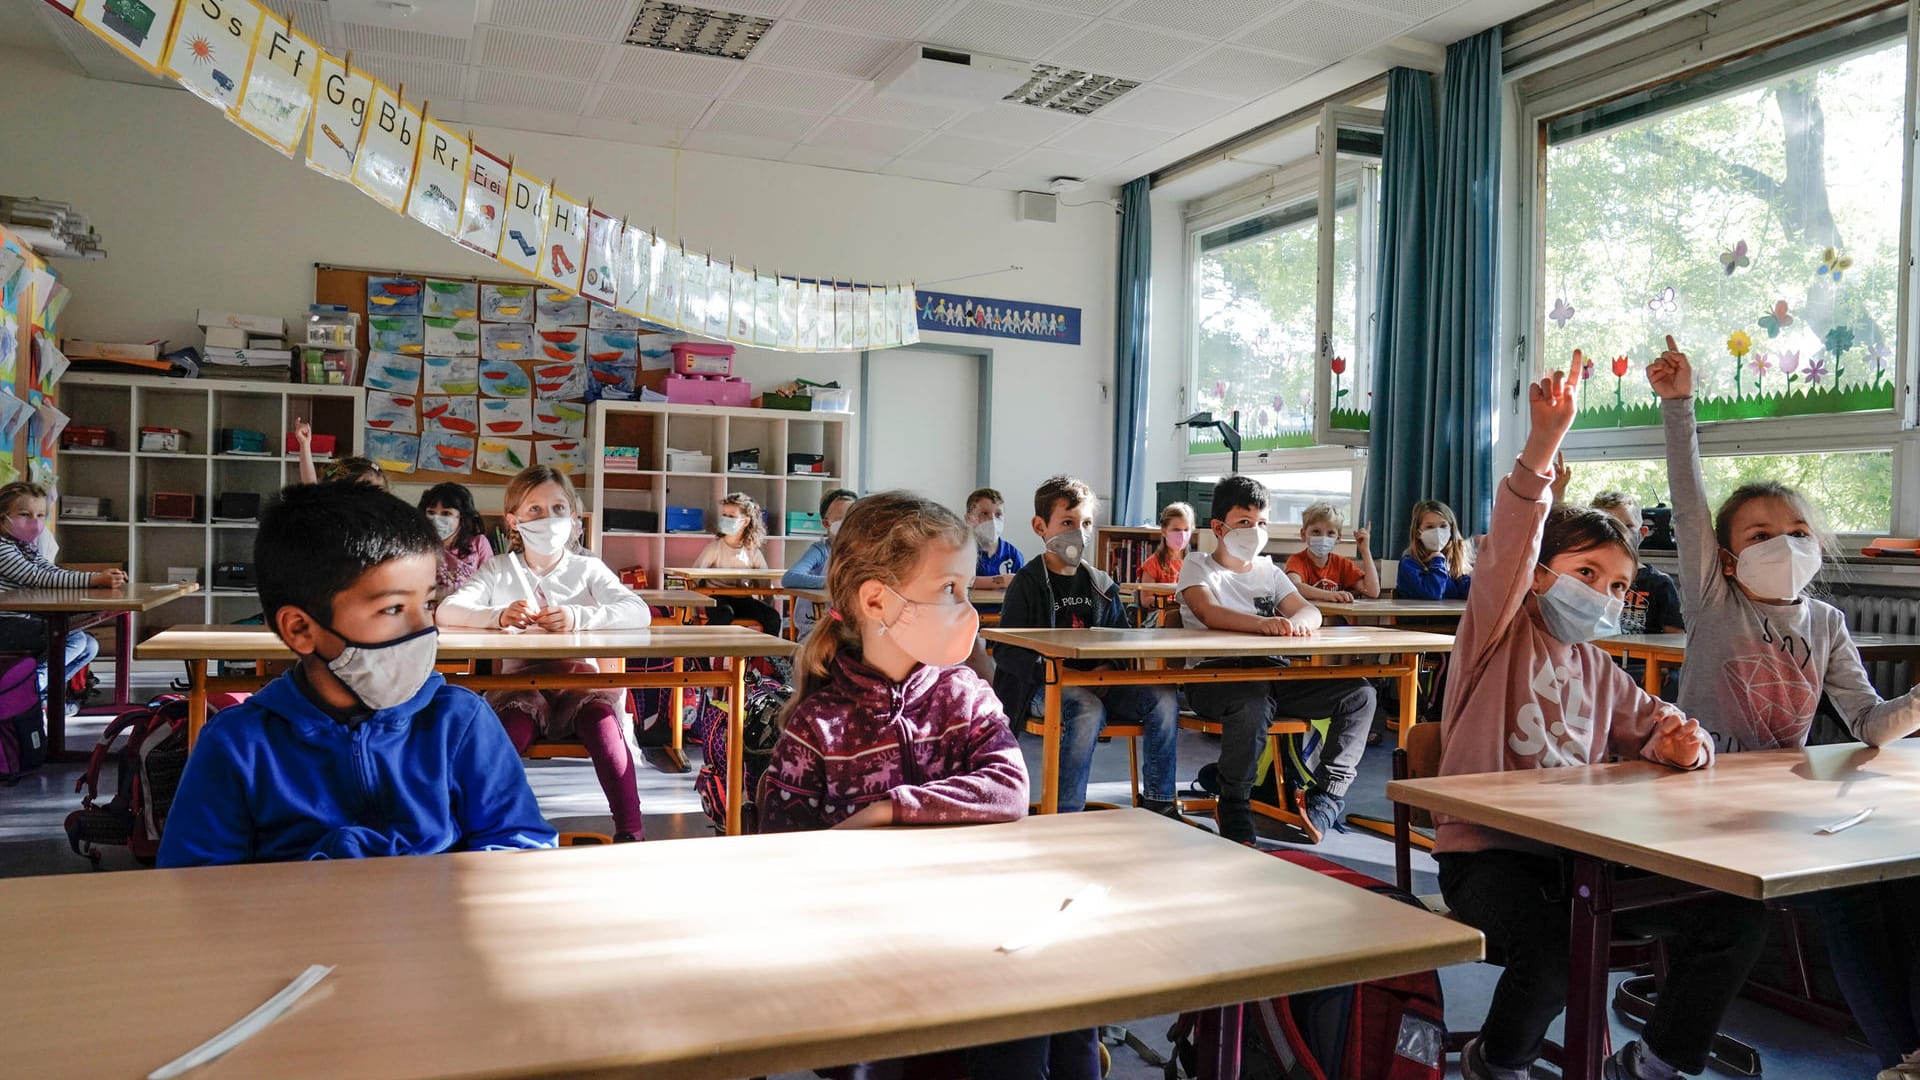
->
xmin=158 ymin=482 xmax=556 ymax=867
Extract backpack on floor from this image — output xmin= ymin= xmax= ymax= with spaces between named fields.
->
xmin=1164 ymin=850 xmax=1446 ymax=1080
xmin=0 ymin=653 xmax=45 ymax=782
xmin=1187 ymin=719 xmax=1329 ymax=808
xmin=62 ymin=694 xmax=238 ymax=867
xmin=694 ymin=672 xmax=791 ymax=833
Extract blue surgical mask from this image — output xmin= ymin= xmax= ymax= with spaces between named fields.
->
xmin=1535 ymin=567 xmax=1623 ymax=644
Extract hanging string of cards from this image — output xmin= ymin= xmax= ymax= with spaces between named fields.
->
xmin=64 ymin=0 xmax=921 ymax=353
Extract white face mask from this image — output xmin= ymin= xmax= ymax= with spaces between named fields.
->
xmin=516 ymin=516 xmax=573 ymax=556
xmin=1734 ymin=534 xmax=1821 ymax=600
xmin=716 ymin=513 xmax=745 ymax=538
xmin=428 ymin=513 xmax=459 ymax=541
xmin=972 ymin=517 xmax=1002 ymax=550
xmin=320 ymin=623 xmax=440 ymax=712
xmin=1420 ymin=526 xmax=1452 ymax=554
xmin=1306 ymin=535 xmax=1338 ymax=558
xmin=827 ymin=518 xmax=842 ymax=538
xmin=1534 ymin=567 xmax=1623 ymax=644
xmin=1222 ymin=525 xmax=1269 ymax=563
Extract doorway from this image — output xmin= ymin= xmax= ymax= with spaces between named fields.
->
xmin=859 ymin=344 xmax=992 ymax=513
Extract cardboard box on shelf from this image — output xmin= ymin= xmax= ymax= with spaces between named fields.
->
xmin=197 ymin=310 xmax=285 ymax=336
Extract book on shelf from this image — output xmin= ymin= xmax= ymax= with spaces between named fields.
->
xmin=204 ymin=346 xmax=293 ymax=364
xmin=63 ymin=339 xmax=163 ymax=362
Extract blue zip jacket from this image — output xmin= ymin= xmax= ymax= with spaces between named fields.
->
xmin=158 ymin=669 xmax=556 ymax=867
xmin=1396 ymin=553 xmax=1472 ymax=600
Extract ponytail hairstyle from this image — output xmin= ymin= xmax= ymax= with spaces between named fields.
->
xmin=716 ymin=491 xmax=765 ymax=550
xmin=501 ymin=465 xmax=583 ymax=555
xmin=1152 ymin=501 xmax=1195 ymax=563
xmin=419 ymin=482 xmax=487 ymax=557
xmin=1406 ymin=499 xmax=1473 ymax=576
xmin=325 ymin=455 xmax=390 ymax=491
xmin=778 ymin=490 xmax=969 ymax=730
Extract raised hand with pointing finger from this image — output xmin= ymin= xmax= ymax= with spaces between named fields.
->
xmin=1647 ymin=335 xmax=1693 ymax=400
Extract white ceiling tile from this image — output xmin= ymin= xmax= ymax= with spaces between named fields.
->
xmin=592 ymin=85 xmax=717 ymax=128
xmin=947 ymin=102 xmax=1079 ymax=142
xmin=487 ymin=0 xmax=640 ymax=39
xmin=274 ymin=1 xmax=335 ymax=48
xmin=607 ymin=45 xmax=743 ymax=94
xmin=1046 ymin=21 xmax=1206 ymax=81
xmin=1000 ymin=144 xmax=1121 ymax=183
xmin=882 ymin=159 xmax=990 ymax=184
xmin=338 ymin=21 xmax=471 ymax=63
xmin=751 ymin=23 xmax=900 ymax=78
xmin=1111 ymin=0 xmax=1272 ymax=38
xmin=358 ymin=55 xmax=469 ymax=103
xmin=715 ymin=0 xmax=794 ymax=15
xmin=728 ymin=67 xmax=864 ymax=112
xmin=899 ymin=132 xmax=1024 ymax=169
xmin=1020 ymin=0 xmax=1119 ymax=12
xmin=1160 ymin=45 xmax=1317 ymax=96
xmin=479 ymin=28 xmax=611 ymax=75
xmin=472 ymin=70 xmax=592 ymax=113
xmin=807 ymin=118 xmax=929 ymax=155
xmin=701 ymin=100 xmax=824 ymax=140
xmin=681 ymin=130 xmax=798 ymax=162
xmin=925 ymin=1 xmax=1092 ymax=61
xmin=574 ymin=115 xmax=687 ymax=146
xmin=1045 ymin=118 xmax=1165 ymax=157
xmin=1235 ymin=0 xmax=1413 ymax=61
xmin=458 ymin=103 xmax=591 ymax=138
xmin=1347 ymin=0 xmax=1468 ymax=17
xmin=0 ymin=0 xmax=66 ymax=54
xmin=838 ymin=92 xmax=960 ymax=129
xmin=1086 ymin=83 xmax=1236 ymax=130
xmin=792 ymin=0 xmax=955 ymax=38
xmin=786 ymin=144 xmax=899 ymax=173
xmin=42 ymin=7 xmax=177 ymax=86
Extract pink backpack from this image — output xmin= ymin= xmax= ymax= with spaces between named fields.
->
xmin=0 ymin=653 xmax=47 ymax=782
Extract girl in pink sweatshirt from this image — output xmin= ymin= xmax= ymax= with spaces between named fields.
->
xmin=758 ymin=490 xmax=1096 ymax=1080
xmin=1436 ymin=362 xmax=1766 ymax=1080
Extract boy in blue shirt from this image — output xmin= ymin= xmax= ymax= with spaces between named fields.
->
xmin=158 ymin=483 xmax=556 ymax=867
xmin=964 ymin=486 xmax=1024 ymax=587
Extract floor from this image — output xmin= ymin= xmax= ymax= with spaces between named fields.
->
xmin=1 ymin=696 xmax=1884 ymax=1079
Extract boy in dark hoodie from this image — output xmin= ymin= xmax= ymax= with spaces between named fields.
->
xmin=158 ymin=482 xmax=555 ymax=867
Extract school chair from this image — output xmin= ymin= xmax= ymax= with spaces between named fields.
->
xmin=1175 ymin=713 xmax=1322 ymax=840
xmin=557 ymin=831 xmax=614 ymax=845
xmin=1023 ymin=714 xmax=1147 ymax=809
xmin=1389 ymin=724 xmax=1762 ymax=1077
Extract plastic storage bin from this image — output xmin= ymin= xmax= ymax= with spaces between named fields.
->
xmin=670 ymin=342 xmax=734 ymax=376
xmin=665 ymin=374 xmax=752 ymax=408
xmin=665 ymin=506 xmax=705 ymax=532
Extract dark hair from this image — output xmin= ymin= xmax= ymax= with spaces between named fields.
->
xmin=1713 ymin=481 xmax=1824 ymax=554
xmin=324 ymin=455 xmax=389 ymax=490
xmin=965 ymin=487 xmax=1003 ymax=515
xmin=1033 ymin=474 xmax=1096 ymax=522
xmin=1208 ymin=475 xmax=1268 ymax=523
xmin=819 ymin=487 xmax=858 ymax=521
xmin=1540 ymin=506 xmax=1636 ymax=567
xmin=419 ymin=482 xmax=486 ymax=557
xmin=256 ymin=482 xmax=441 ymax=632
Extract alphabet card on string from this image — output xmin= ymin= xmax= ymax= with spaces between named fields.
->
xmin=308 ymin=53 xmax=371 ymax=180
xmin=232 ymin=15 xmax=321 ymax=156
xmin=497 ymin=168 xmax=547 ymax=277
xmin=646 ymin=238 xmax=679 ymax=329
xmin=73 ymin=0 xmax=182 ymax=76
xmin=537 ymin=190 xmax=588 ymax=293
xmin=351 ymin=82 xmax=422 ymax=213
xmin=164 ymin=0 xmax=262 ymax=109
xmin=579 ymin=209 xmax=621 ymax=307
xmin=612 ymin=226 xmax=650 ymax=318
xmin=458 ymin=146 xmax=509 ymax=256
xmin=406 ymin=116 xmax=468 ymax=238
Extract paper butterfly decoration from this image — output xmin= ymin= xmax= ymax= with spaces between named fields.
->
xmin=1719 ymin=240 xmax=1750 ymax=276
xmin=1549 ymin=297 xmax=1576 ymax=329
xmin=1818 ymin=247 xmax=1853 ymax=282
xmin=1647 ymin=287 xmax=1678 ymax=315
xmin=1758 ymin=300 xmax=1792 ymax=338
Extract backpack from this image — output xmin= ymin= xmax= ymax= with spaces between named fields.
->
xmin=693 ymin=672 xmax=792 ymax=833
xmin=62 ymin=695 xmax=213 ymax=867
xmin=1165 ymin=850 xmax=1446 ymax=1080
xmin=0 ymin=653 xmax=45 ymax=782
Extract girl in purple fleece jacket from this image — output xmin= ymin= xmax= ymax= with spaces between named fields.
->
xmin=758 ymin=490 xmax=1097 ymax=1080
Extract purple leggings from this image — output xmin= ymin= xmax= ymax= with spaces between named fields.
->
xmin=500 ymin=701 xmax=643 ymax=838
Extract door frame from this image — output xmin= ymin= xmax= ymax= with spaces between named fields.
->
xmin=858 ymin=343 xmax=994 ymax=495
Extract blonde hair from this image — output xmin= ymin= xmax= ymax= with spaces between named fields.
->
xmin=1590 ymin=490 xmax=1642 ymax=528
xmin=502 ymin=465 xmax=582 ymax=555
xmin=325 ymin=456 xmax=390 ymax=491
xmin=1301 ymin=501 xmax=1343 ymax=530
xmin=717 ymin=491 xmax=765 ymax=549
xmin=0 ymin=481 xmax=49 ymax=518
xmin=779 ymin=490 xmax=968 ymax=729
xmin=1406 ymin=499 xmax=1472 ymax=575
xmin=1153 ymin=501 xmax=1194 ymax=563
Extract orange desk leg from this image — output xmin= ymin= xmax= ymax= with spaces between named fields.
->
xmin=186 ymin=659 xmax=208 ymax=749
xmin=1397 ymin=654 xmax=1419 ymax=749
xmin=666 ymin=656 xmax=688 ymax=773
xmin=1642 ymin=653 xmax=1664 ymax=696
xmin=1039 ymin=662 xmax=1063 ymax=814
xmin=726 ymin=657 xmax=746 ymax=836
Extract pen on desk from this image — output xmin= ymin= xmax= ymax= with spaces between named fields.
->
xmin=148 ymin=964 xmax=333 ymax=1079
xmin=1817 ymin=807 xmax=1875 ymax=835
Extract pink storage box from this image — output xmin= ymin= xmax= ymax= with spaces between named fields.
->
xmin=671 ymin=342 xmax=735 ymax=377
xmin=665 ymin=373 xmax=752 ymax=408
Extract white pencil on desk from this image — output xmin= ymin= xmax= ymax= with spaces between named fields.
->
xmin=148 ymin=964 xmax=333 ymax=1079
xmin=1817 ymin=807 xmax=1874 ymax=835
xmin=1000 ymin=885 xmax=1110 ymax=953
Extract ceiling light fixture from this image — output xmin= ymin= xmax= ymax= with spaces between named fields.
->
xmin=1005 ymin=64 xmax=1139 ymax=115
xmin=623 ymin=1 xmax=773 ymax=61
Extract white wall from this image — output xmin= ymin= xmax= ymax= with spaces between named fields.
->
xmin=0 ymin=47 xmax=1116 ymax=531
xmin=1144 ymin=190 xmax=1190 ymax=512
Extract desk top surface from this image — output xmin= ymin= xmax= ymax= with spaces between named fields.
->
xmin=136 ymin=624 xmax=797 ymax=661
xmin=0 ymin=581 xmax=199 ymax=612
xmin=980 ymin=625 xmax=1454 ymax=659
xmin=634 ymin=588 xmax=716 ymax=609
xmin=1315 ymin=598 xmax=1468 ymax=618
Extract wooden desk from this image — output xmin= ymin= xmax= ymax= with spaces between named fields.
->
xmin=633 ymin=588 xmax=716 ymax=624
xmin=137 ymin=625 xmax=796 ymax=835
xmin=1389 ymin=742 xmax=1920 ymax=1080
xmin=0 ymin=581 xmax=201 ymax=758
xmin=0 ymin=810 xmax=1483 ymax=1080
xmin=665 ymin=566 xmax=788 ymax=585
xmin=1316 ymin=598 xmax=1467 ymax=625
xmin=980 ymin=626 xmax=1454 ymax=813
xmin=1597 ymin=631 xmax=1920 ymax=694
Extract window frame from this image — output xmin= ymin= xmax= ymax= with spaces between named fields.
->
xmin=1507 ymin=0 xmax=1920 ymax=543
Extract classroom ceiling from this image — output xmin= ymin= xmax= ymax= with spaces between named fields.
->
xmin=0 ymin=0 xmax=1523 ymax=192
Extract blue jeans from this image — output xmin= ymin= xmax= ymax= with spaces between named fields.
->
xmin=1786 ymin=881 xmax=1920 ymax=1066
xmin=967 ymin=1028 xmax=1102 ymax=1080
xmin=0 ymin=616 xmax=98 ymax=696
xmin=1030 ymin=683 xmax=1178 ymax=811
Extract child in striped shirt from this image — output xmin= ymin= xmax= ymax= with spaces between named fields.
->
xmin=0 ymin=482 xmax=125 ymax=712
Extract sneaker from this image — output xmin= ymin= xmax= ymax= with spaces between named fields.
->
xmin=1139 ymin=798 xmax=1183 ymax=820
xmin=1603 ymin=1040 xmax=1680 ymax=1080
xmin=613 ymin=831 xmax=642 ymax=843
xmin=1460 ymin=1037 xmax=1530 ymax=1080
xmin=63 ymin=699 xmax=81 ymax=718
xmin=1303 ymin=792 xmax=1346 ymax=842
xmin=1878 ymin=1050 xmax=1920 ymax=1080
xmin=1214 ymin=797 xmax=1255 ymax=845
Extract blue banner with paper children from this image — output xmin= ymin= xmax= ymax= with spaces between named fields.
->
xmin=915 ymin=290 xmax=1080 ymax=345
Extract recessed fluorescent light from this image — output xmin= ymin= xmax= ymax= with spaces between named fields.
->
xmin=623 ymin=1 xmax=772 ymax=61
xmin=1005 ymin=64 xmax=1140 ymax=115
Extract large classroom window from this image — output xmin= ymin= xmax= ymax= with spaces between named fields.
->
xmin=1530 ymin=2 xmax=1909 ymax=538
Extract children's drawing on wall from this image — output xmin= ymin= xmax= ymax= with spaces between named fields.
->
xmin=914 ymin=289 xmax=1081 ymax=346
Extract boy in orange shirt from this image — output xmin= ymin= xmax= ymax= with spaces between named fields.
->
xmin=1283 ymin=502 xmax=1379 ymax=602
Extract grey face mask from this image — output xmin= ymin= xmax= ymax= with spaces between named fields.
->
xmin=319 ymin=623 xmax=440 ymax=712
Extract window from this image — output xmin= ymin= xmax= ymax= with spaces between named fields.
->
xmin=1567 ymin=449 xmax=1892 ymax=535
xmin=1539 ymin=21 xmax=1906 ymax=430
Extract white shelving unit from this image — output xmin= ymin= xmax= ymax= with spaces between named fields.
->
xmin=589 ymin=401 xmax=855 ymax=588
xmin=55 ymin=372 xmax=365 ymax=634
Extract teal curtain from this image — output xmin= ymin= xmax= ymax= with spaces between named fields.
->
xmin=1362 ymin=67 xmax=1437 ymax=554
xmin=1111 ymin=176 xmax=1152 ymax=524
